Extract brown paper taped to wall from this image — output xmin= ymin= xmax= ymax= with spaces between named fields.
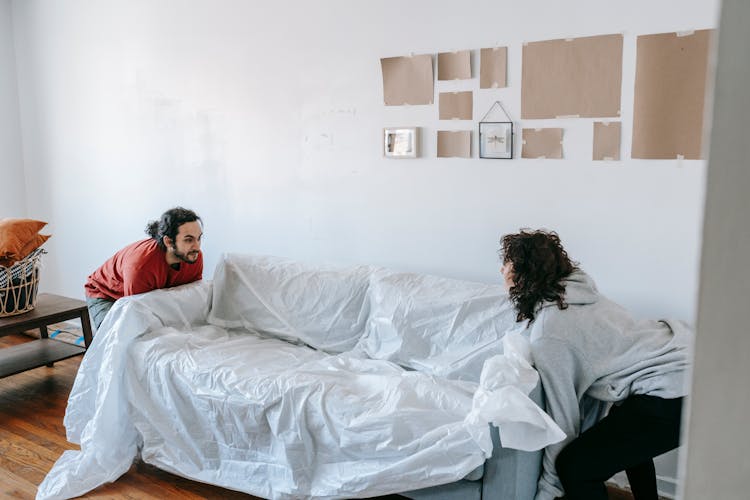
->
xmin=521 ymin=34 xmax=623 ymax=119
xmin=438 ymin=51 xmax=471 ymax=80
xmin=381 ymin=54 xmax=434 ymax=106
xmin=437 ymin=130 xmax=471 ymax=158
xmin=522 ymin=128 xmax=563 ymax=158
xmin=593 ymin=122 xmax=621 ymax=161
xmin=439 ymin=91 xmax=473 ymax=120
xmin=480 ymin=47 xmax=507 ymax=88
xmin=631 ymin=30 xmax=713 ymax=159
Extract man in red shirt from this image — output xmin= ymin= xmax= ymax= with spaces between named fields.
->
xmin=84 ymin=207 xmax=204 ymax=329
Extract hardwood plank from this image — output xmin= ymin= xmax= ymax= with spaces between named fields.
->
xmin=0 ymin=468 xmax=37 ymax=498
xmin=4 ymin=417 xmax=78 ymax=455
xmin=0 ymin=428 xmax=56 ymax=485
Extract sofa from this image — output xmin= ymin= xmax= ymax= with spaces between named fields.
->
xmin=38 ymin=253 xmax=563 ymax=500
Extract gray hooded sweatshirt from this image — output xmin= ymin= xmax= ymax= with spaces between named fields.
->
xmin=530 ymin=270 xmax=692 ymax=500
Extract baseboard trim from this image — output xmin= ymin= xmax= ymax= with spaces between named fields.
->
xmin=606 ymin=482 xmax=673 ymax=500
xmin=656 ymin=474 xmax=678 ymax=498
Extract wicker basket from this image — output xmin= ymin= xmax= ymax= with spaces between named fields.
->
xmin=0 ymin=250 xmax=44 ymax=318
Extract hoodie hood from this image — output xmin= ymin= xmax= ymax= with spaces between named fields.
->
xmin=539 ymin=269 xmax=599 ymax=309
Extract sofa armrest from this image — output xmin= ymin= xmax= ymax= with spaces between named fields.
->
xmin=63 ymin=280 xmax=213 ymax=445
xmin=123 ymin=280 xmax=213 ymax=329
xmin=481 ymin=380 xmax=545 ymax=500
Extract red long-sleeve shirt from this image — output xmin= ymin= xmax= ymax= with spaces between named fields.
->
xmin=84 ymin=239 xmax=202 ymax=300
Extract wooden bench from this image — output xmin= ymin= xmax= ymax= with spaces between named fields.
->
xmin=0 ymin=293 xmax=93 ymax=378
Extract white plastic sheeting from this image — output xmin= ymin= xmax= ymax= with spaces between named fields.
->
xmin=38 ymin=255 xmax=563 ymax=499
xmin=465 ymin=333 xmax=565 ymax=451
xmin=356 ymin=270 xmax=523 ymax=382
xmin=38 ymin=282 xmax=212 ymax=499
xmin=209 ymin=254 xmax=373 ymax=353
xmin=127 ymin=327 xmax=488 ymax=498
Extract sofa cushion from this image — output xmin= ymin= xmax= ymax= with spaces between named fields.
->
xmin=355 ymin=271 xmax=521 ymax=382
xmin=208 ymin=254 xmax=372 ymax=352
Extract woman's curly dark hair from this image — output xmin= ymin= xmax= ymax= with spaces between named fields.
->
xmin=499 ymin=229 xmax=578 ymax=323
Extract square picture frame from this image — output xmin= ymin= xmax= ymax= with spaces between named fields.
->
xmin=479 ymin=121 xmax=513 ymax=159
xmin=384 ymin=127 xmax=418 ymax=158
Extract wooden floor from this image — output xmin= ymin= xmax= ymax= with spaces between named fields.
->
xmin=0 ymin=332 xmax=637 ymax=500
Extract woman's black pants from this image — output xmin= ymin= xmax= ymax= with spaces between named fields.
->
xmin=555 ymin=394 xmax=683 ymax=500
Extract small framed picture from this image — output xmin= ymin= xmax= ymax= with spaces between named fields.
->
xmin=479 ymin=122 xmax=513 ymax=159
xmin=384 ymin=127 xmax=418 ymax=158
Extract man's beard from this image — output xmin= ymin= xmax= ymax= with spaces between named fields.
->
xmin=172 ymin=246 xmax=200 ymax=263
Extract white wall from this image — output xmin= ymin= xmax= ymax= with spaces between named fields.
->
xmin=11 ymin=0 xmax=720 ymax=320
xmin=9 ymin=1 xmax=719 ymax=495
xmin=0 ymin=0 xmax=25 ymax=217
xmin=682 ymin=0 xmax=750 ymax=498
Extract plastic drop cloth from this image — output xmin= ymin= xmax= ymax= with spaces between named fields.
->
xmin=38 ymin=261 xmax=563 ymax=500
xmin=354 ymin=269 xmax=524 ymax=382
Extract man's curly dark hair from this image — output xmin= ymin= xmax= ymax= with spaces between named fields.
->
xmin=145 ymin=207 xmax=202 ymax=251
xmin=499 ymin=229 xmax=578 ymax=323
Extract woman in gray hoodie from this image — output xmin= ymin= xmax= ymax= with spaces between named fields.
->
xmin=499 ymin=230 xmax=691 ymax=500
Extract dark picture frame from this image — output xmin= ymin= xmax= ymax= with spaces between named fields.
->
xmin=479 ymin=121 xmax=513 ymax=159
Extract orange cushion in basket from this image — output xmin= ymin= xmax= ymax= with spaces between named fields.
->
xmin=0 ymin=233 xmax=51 ymax=267
xmin=18 ymin=233 xmax=51 ymax=257
xmin=0 ymin=218 xmax=48 ymax=260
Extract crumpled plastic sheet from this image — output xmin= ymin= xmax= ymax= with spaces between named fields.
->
xmin=355 ymin=268 xmax=523 ymax=383
xmin=37 ymin=276 xmax=563 ymax=499
xmin=465 ymin=332 xmax=566 ymax=452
